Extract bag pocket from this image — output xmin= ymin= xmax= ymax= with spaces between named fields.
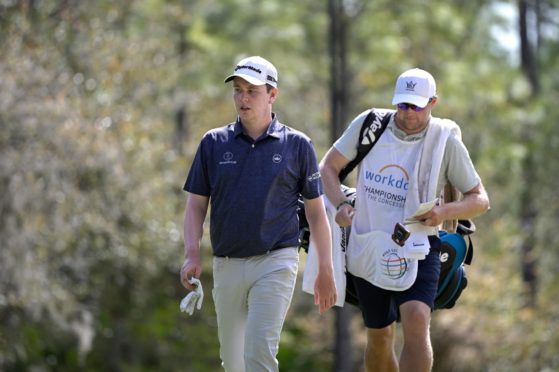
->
xmin=347 ymin=230 xmax=418 ymax=291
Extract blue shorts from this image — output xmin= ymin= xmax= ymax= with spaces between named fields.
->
xmin=351 ymin=235 xmax=441 ymax=329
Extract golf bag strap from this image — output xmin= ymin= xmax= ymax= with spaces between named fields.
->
xmin=338 ymin=109 xmax=392 ymax=183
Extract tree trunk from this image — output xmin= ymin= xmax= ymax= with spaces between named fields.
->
xmin=518 ymin=0 xmax=539 ymax=96
xmin=328 ymin=0 xmax=354 ymax=371
xmin=329 ymin=0 xmax=349 ymax=141
xmin=174 ymin=22 xmax=189 ymax=154
xmin=518 ymin=0 xmax=539 ymax=307
xmin=174 ymin=106 xmax=187 ymax=154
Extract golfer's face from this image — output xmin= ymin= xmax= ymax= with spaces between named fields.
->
xmin=232 ymin=78 xmax=275 ymax=125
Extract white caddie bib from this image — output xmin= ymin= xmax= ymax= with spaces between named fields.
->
xmin=347 ymin=129 xmax=426 ymax=291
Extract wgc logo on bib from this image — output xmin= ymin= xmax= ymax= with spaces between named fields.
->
xmin=381 ymin=248 xmax=408 ymax=279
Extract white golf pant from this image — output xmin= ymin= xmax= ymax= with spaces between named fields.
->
xmin=212 ymin=247 xmax=299 ymax=372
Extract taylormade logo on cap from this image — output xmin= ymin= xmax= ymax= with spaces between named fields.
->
xmin=224 ymin=56 xmax=278 ymax=87
xmin=391 ymin=68 xmax=436 ymax=108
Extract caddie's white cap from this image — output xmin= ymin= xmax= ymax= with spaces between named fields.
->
xmin=224 ymin=56 xmax=278 ymax=88
xmin=391 ymin=68 xmax=437 ymax=107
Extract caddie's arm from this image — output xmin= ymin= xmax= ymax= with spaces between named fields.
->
xmin=180 ymin=193 xmax=209 ymax=291
xmin=416 ymin=182 xmax=490 ymax=227
xmin=320 ymin=147 xmax=354 ymax=227
xmin=304 ymin=196 xmax=337 ymax=313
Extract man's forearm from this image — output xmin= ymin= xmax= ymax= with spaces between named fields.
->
xmin=320 ymin=166 xmax=347 ymax=208
xmin=183 ymin=196 xmax=209 ymax=258
xmin=184 ymin=217 xmax=203 ymax=258
xmin=311 ymin=218 xmax=333 ymax=270
xmin=443 ymin=192 xmax=490 ymax=221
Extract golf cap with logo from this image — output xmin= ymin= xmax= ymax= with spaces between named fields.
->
xmin=391 ymin=68 xmax=436 ymax=108
xmin=224 ymin=56 xmax=278 ymax=88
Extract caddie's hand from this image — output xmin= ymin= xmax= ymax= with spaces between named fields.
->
xmin=180 ymin=257 xmax=201 ymax=291
xmin=335 ymin=204 xmax=354 ymax=228
xmin=314 ymin=269 xmax=337 ymax=314
xmin=416 ymin=206 xmax=444 ymax=227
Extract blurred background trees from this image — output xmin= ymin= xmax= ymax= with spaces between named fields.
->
xmin=1 ymin=0 xmax=558 ymax=371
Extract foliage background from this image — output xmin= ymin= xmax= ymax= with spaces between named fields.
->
xmin=1 ymin=0 xmax=558 ymax=371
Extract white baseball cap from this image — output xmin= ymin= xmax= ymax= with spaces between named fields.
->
xmin=391 ymin=68 xmax=436 ymax=107
xmin=224 ymin=56 xmax=278 ymax=88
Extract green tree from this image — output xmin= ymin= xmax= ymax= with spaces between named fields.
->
xmin=1 ymin=0 xmax=559 ymax=371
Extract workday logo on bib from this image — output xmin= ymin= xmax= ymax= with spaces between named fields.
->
xmin=381 ymin=248 xmax=408 ymax=279
xmin=365 ymin=164 xmax=409 ymax=191
xmin=363 ymin=164 xmax=409 ymax=207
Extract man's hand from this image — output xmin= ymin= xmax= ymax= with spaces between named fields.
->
xmin=415 ymin=205 xmax=445 ymax=227
xmin=335 ymin=203 xmax=354 ymax=227
xmin=180 ymin=255 xmax=201 ymax=291
xmin=314 ymin=269 xmax=337 ymax=314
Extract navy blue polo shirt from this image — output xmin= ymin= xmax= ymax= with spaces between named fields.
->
xmin=184 ymin=114 xmax=323 ymax=258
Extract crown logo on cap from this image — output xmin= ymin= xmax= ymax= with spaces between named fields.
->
xmin=405 ymin=81 xmax=416 ymax=91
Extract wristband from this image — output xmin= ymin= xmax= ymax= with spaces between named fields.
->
xmin=336 ymin=200 xmax=352 ymax=211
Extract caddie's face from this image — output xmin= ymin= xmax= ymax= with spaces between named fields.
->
xmin=395 ymin=97 xmax=437 ymax=135
xmin=232 ymin=77 xmax=277 ymax=126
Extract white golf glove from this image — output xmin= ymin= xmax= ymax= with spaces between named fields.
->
xmin=179 ymin=277 xmax=204 ymax=316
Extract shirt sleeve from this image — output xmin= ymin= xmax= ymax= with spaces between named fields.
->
xmin=183 ymin=136 xmax=211 ymax=196
xmin=299 ymin=137 xmax=323 ymax=200
xmin=333 ymin=109 xmax=371 ymax=161
xmin=439 ymin=135 xmax=481 ymax=194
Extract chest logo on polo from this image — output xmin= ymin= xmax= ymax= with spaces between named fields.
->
xmin=272 ymin=154 xmax=282 ymax=163
xmin=219 ymin=151 xmax=237 ymax=165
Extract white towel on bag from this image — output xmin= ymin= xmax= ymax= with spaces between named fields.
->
xmin=302 ymin=196 xmax=347 ymax=307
